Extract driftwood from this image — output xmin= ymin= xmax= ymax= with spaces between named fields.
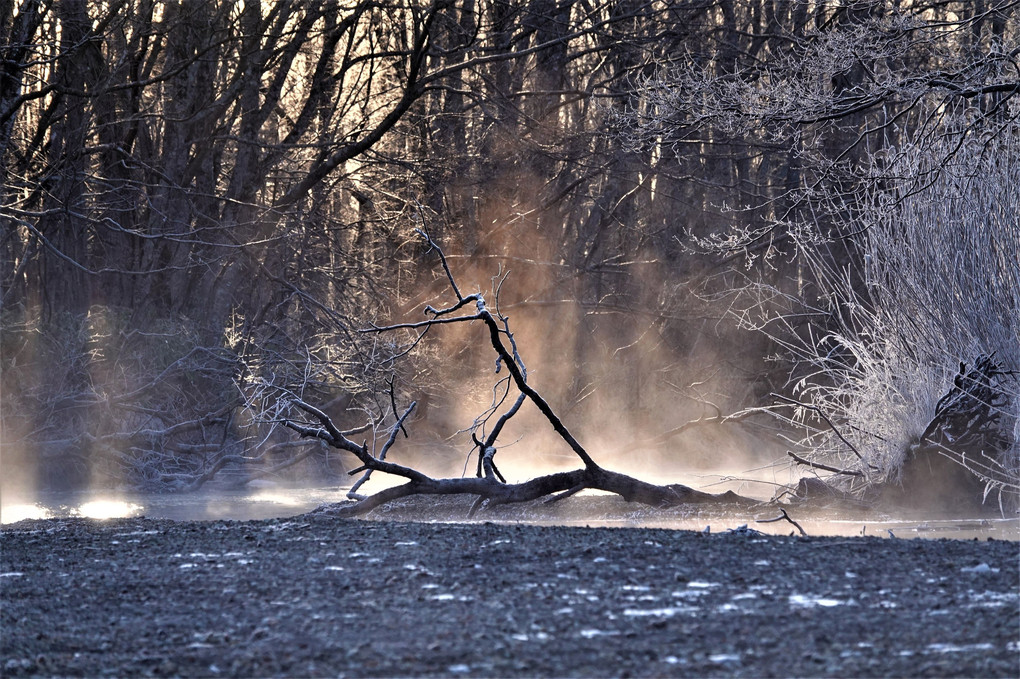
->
xmin=276 ymin=231 xmax=757 ymax=517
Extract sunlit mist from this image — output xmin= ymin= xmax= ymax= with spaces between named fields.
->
xmin=1 ymin=504 xmax=52 ymax=524
xmin=74 ymin=500 xmax=143 ymax=520
xmin=249 ymin=492 xmax=303 ymax=507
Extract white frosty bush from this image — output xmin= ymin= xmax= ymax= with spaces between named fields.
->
xmin=784 ymin=128 xmax=1020 ymax=501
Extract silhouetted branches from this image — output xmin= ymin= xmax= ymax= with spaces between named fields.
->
xmin=267 ymin=232 xmax=755 ymax=516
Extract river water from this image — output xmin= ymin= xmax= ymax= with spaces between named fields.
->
xmin=2 ymin=485 xmax=1016 ymax=540
xmin=0 ymin=486 xmax=351 ymax=524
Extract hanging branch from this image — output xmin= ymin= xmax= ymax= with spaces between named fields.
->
xmin=757 ymin=508 xmax=808 ymax=537
xmin=771 ymin=392 xmax=876 ymax=467
xmin=787 ymin=451 xmax=865 ymax=477
xmin=387 ymin=378 xmax=408 ymax=439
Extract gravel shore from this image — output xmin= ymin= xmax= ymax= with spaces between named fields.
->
xmin=2 ymin=508 xmax=1018 ymax=677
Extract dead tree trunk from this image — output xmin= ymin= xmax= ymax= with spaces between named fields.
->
xmin=268 ymin=231 xmax=757 ymax=517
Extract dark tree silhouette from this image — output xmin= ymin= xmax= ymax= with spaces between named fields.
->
xmin=266 ymin=231 xmax=755 ymax=517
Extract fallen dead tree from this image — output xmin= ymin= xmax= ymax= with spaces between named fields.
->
xmin=261 ymin=232 xmax=756 ymax=518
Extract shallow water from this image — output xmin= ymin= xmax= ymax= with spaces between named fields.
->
xmin=2 ymin=486 xmax=1017 ymax=540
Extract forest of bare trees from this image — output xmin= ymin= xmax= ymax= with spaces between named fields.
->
xmin=1 ymin=1 xmax=1017 ymax=513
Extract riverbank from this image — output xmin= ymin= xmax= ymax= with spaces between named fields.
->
xmin=2 ymin=509 xmax=1017 ymax=677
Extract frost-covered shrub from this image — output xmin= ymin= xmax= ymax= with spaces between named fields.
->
xmin=776 ymin=129 xmax=1019 ymax=504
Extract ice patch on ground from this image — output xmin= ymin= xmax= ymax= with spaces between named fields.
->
xmin=428 ymin=593 xmax=474 ymax=602
xmin=686 ymin=581 xmax=719 ymax=588
xmin=961 ymin=563 xmax=999 ymax=574
xmin=511 ymin=632 xmax=550 ymax=642
xmin=788 ymin=594 xmax=846 ymax=608
xmin=623 ymin=606 xmax=698 ymax=617
xmin=965 ymin=590 xmax=1018 ymax=608
xmin=927 ymin=643 xmax=995 ymax=654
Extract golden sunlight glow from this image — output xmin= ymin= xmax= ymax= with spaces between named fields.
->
xmin=250 ymin=492 xmax=303 ymax=507
xmin=0 ymin=504 xmax=52 ymax=524
xmin=75 ymin=500 xmax=143 ymax=520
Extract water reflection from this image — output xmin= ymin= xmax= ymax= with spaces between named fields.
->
xmin=1 ymin=503 xmax=52 ymax=523
xmin=0 ymin=487 xmax=352 ymax=524
xmin=75 ymin=500 xmax=143 ymax=520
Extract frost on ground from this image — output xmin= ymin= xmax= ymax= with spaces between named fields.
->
xmin=1 ymin=515 xmax=1017 ymax=678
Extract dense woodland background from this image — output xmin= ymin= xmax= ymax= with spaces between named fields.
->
xmin=1 ymin=1 xmax=1017 ymax=506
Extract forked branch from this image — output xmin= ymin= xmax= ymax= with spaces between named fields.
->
xmin=282 ymin=397 xmax=430 ymax=487
xmin=283 ymin=233 xmax=755 ymax=516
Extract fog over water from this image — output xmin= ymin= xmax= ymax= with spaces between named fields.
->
xmin=3 ymin=483 xmax=1017 ymax=542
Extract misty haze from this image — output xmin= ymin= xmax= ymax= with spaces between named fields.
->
xmin=1 ymin=1 xmax=1018 ymax=677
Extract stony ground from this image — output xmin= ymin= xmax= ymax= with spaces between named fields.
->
xmin=2 ymin=510 xmax=1018 ymax=678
